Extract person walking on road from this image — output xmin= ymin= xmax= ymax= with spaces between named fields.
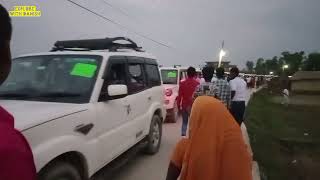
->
xmin=166 ymin=96 xmax=252 ymax=180
xmin=282 ymin=88 xmax=290 ymax=106
xmin=229 ymin=67 xmax=247 ymax=125
xmin=177 ymin=67 xmax=199 ymax=136
xmin=0 ymin=5 xmax=37 ymax=180
xmin=214 ymin=67 xmax=231 ymax=108
xmin=194 ymin=66 xmax=215 ymax=99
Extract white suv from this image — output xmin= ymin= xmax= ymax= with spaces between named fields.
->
xmin=0 ymin=37 xmax=166 ymax=180
xmin=160 ymin=67 xmax=187 ymax=122
xmin=160 ymin=67 xmax=201 ymax=123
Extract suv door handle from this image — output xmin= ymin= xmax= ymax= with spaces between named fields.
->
xmin=125 ymin=104 xmax=131 ymax=114
xmin=75 ymin=123 xmax=94 ymax=135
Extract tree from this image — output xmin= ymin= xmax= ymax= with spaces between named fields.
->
xmin=264 ymin=56 xmax=278 ymax=74
xmin=255 ymin=58 xmax=265 ymax=75
xmin=252 ymin=51 xmax=320 ymax=75
xmin=246 ymin=61 xmax=254 ymax=73
xmin=277 ymin=57 xmax=285 ymax=75
xmin=280 ymin=51 xmax=304 ymax=75
xmin=303 ymin=53 xmax=320 ymax=71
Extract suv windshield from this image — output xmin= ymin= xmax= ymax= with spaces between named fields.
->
xmin=161 ymin=70 xmax=178 ymax=84
xmin=0 ymin=55 xmax=102 ymax=103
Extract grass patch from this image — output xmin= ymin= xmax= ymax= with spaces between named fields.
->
xmin=245 ymin=89 xmax=320 ymax=180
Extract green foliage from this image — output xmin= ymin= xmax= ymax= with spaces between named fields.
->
xmin=253 ymin=51 xmax=320 ymax=75
xmin=265 ymin=57 xmax=279 ymax=74
xmin=280 ymin=51 xmax=304 ymax=75
xmin=303 ymin=53 xmax=320 ymax=71
xmin=246 ymin=60 xmax=255 ymax=73
xmin=255 ymin=58 xmax=266 ymax=75
xmin=246 ymin=89 xmax=320 ymax=180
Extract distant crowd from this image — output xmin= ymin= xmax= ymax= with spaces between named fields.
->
xmin=244 ymin=75 xmax=265 ymax=89
xmin=166 ymin=66 xmax=253 ymax=180
xmin=177 ymin=66 xmax=249 ymax=137
xmin=0 ymin=4 xmax=253 ymax=180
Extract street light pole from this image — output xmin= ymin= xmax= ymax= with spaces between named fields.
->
xmin=218 ymin=40 xmax=225 ymax=68
xmin=283 ymin=64 xmax=289 ymax=71
xmin=218 ymin=49 xmax=226 ymax=67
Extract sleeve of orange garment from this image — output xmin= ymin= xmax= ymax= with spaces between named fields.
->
xmin=170 ymin=139 xmax=187 ymax=169
xmin=220 ymin=138 xmax=253 ymax=180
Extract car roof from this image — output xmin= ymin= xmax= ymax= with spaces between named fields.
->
xmin=15 ymin=50 xmax=157 ymax=60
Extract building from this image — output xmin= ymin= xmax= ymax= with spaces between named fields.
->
xmin=291 ymin=71 xmax=320 ymax=94
xmin=205 ymin=61 xmax=237 ymax=72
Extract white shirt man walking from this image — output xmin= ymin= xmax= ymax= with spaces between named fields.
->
xmin=229 ymin=67 xmax=247 ymax=125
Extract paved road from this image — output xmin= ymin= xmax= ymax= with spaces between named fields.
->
xmin=111 ymin=120 xmax=182 ymax=180
xmin=97 ymin=88 xmax=255 ymax=180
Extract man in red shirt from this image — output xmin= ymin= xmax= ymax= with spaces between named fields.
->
xmin=177 ymin=67 xmax=199 ymax=136
xmin=0 ymin=5 xmax=37 ymax=180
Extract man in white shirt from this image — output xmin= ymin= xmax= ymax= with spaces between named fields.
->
xmin=211 ymin=74 xmax=218 ymax=83
xmin=282 ymin=88 xmax=289 ymax=106
xmin=229 ymin=67 xmax=247 ymax=125
xmin=194 ymin=66 xmax=216 ymax=99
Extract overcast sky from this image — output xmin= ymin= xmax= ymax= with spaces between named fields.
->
xmin=2 ymin=0 xmax=320 ymax=68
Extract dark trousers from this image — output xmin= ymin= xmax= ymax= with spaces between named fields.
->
xmin=181 ymin=110 xmax=189 ymax=136
xmin=230 ymin=101 xmax=246 ymax=125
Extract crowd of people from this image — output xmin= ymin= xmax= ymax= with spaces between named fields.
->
xmin=245 ymin=75 xmax=265 ymax=89
xmin=166 ymin=97 xmax=252 ymax=180
xmin=168 ymin=66 xmax=252 ymax=180
xmin=177 ymin=66 xmax=248 ymax=136
xmin=0 ymin=4 xmax=252 ymax=180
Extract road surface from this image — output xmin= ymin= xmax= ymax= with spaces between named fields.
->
xmin=110 ymin=120 xmax=182 ymax=180
xmin=94 ymin=88 xmax=255 ymax=180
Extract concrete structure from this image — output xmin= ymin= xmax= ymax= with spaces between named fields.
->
xmin=291 ymin=71 xmax=320 ymax=93
xmin=205 ymin=61 xmax=237 ymax=72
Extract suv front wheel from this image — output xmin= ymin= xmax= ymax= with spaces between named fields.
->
xmin=39 ymin=161 xmax=82 ymax=180
xmin=144 ymin=114 xmax=162 ymax=154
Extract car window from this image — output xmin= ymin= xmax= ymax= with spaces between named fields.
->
xmin=0 ymin=55 xmax=102 ymax=103
xmin=127 ymin=63 xmax=146 ymax=94
xmin=145 ymin=64 xmax=161 ymax=87
xmin=99 ymin=58 xmax=127 ymax=101
xmin=107 ymin=63 xmax=127 ymax=85
xmin=160 ymin=70 xmax=178 ymax=84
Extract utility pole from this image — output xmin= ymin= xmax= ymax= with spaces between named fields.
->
xmin=218 ymin=40 xmax=226 ymax=68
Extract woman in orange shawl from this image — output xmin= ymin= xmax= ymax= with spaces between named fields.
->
xmin=166 ymin=96 xmax=252 ymax=180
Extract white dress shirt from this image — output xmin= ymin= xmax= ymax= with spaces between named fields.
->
xmin=230 ymin=77 xmax=247 ymax=101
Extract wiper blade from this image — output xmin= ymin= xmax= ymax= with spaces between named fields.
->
xmin=37 ymin=92 xmax=81 ymax=97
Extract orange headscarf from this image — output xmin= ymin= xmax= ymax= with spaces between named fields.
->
xmin=171 ymin=96 xmax=252 ymax=180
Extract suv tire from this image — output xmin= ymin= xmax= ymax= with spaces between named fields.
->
xmin=144 ymin=114 xmax=162 ymax=154
xmin=39 ymin=161 xmax=82 ymax=180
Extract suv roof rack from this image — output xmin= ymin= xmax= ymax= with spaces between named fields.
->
xmin=51 ymin=37 xmax=143 ymax=52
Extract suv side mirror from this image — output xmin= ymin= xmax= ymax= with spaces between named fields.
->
xmin=108 ymin=84 xmax=128 ymax=97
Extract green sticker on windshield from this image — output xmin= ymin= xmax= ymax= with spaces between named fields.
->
xmin=70 ymin=63 xmax=97 ymax=78
xmin=167 ymin=71 xmax=177 ymax=78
